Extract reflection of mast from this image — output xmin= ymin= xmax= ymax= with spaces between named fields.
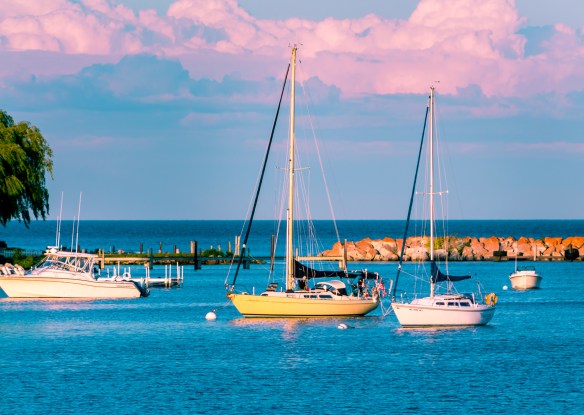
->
xmin=285 ymin=46 xmax=297 ymax=291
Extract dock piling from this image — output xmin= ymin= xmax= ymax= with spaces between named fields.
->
xmin=193 ymin=241 xmax=201 ymax=270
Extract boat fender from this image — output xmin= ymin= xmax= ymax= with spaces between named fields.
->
xmin=485 ymin=293 xmax=498 ymax=306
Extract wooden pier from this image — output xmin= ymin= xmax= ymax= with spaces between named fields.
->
xmin=105 ymin=262 xmax=184 ymax=288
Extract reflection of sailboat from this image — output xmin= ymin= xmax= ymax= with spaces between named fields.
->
xmin=509 ymin=242 xmax=541 ymax=290
xmin=226 ymin=46 xmax=381 ymax=318
xmin=391 ymin=86 xmax=496 ymax=327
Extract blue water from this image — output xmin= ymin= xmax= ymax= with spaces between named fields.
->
xmin=1 ymin=221 xmax=583 ymax=414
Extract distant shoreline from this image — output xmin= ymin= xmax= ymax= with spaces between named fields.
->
xmin=321 ymin=235 xmax=584 ymax=262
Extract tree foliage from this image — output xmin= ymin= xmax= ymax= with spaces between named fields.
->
xmin=0 ymin=110 xmax=53 ymax=227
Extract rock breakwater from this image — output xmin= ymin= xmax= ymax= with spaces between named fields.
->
xmin=320 ymin=236 xmax=584 ymax=261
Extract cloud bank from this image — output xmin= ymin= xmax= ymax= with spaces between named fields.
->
xmin=1 ymin=0 xmax=583 ymax=101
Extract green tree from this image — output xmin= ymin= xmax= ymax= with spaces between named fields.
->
xmin=0 ymin=110 xmax=53 ymax=227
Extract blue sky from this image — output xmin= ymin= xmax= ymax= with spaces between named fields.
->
xmin=1 ymin=0 xmax=583 ymax=221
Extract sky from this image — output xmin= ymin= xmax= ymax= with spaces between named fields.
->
xmin=1 ymin=0 xmax=583 ymax=221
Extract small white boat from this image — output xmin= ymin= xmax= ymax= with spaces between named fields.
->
xmin=0 ymin=248 xmax=149 ymax=298
xmin=390 ymin=86 xmax=496 ymax=327
xmin=509 ymin=266 xmax=541 ymax=290
xmin=509 ymin=242 xmax=541 ymax=290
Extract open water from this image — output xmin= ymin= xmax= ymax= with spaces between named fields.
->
xmin=3 ymin=219 xmax=584 ymax=254
xmin=1 ymin=221 xmax=583 ymax=414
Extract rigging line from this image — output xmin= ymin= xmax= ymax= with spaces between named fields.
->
xmin=273 ymin=165 xmax=286 ymax=281
xmin=298 ymin=65 xmax=341 ymax=245
xmin=227 ymin=63 xmax=291 ymax=290
xmin=392 ymin=103 xmax=430 ymax=298
xmin=433 ymin=97 xmax=453 ymax=272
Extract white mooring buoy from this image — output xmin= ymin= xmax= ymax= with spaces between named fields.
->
xmin=337 ymin=323 xmax=348 ymax=330
xmin=503 ymin=285 xmax=509 ymax=291
xmin=205 ymin=310 xmax=217 ymax=320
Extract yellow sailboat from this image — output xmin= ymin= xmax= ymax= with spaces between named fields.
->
xmin=226 ymin=46 xmax=381 ymax=317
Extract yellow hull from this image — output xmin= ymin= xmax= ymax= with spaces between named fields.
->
xmin=227 ymin=292 xmax=379 ymax=317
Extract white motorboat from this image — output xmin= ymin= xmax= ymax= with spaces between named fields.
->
xmin=509 ymin=266 xmax=541 ymax=290
xmin=390 ymin=86 xmax=496 ymax=327
xmin=509 ymin=242 xmax=541 ymax=290
xmin=0 ymin=247 xmax=148 ymax=298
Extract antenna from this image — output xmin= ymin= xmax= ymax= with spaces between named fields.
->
xmin=75 ymin=192 xmax=82 ymax=253
xmin=56 ymin=192 xmax=64 ymax=248
xmin=71 ymin=215 xmax=76 ymax=252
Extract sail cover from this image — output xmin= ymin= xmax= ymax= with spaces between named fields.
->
xmin=294 ymin=261 xmax=378 ymax=280
xmin=430 ymin=261 xmax=471 ymax=283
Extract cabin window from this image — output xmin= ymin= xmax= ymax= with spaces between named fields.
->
xmin=460 ymin=302 xmax=471 ymax=307
xmin=319 ymin=295 xmax=333 ymax=299
xmin=447 ymin=302 xmax=457 ymax=306
xmin=435 ymin=302 xmax=445 ymax=305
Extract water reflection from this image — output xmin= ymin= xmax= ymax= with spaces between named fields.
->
xmin=394 ymin=326 xmax=482 ymax=333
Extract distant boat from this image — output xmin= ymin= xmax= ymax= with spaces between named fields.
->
xmin=509 ymin=242 xmax=541 ymax=290
xmin=509 ymin=266 xmax=541 ymax=290
xmin=0 ymin=248 xmax=149 ymax=298
xmin=391 ymin=86 xmax=497 ymax=327
xmin=225 ymin=46 xmax=382 ymax=317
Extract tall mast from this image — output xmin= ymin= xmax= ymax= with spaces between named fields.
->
xmin=285 ymin=46 xmax=297 ymax=291
xmin=429 ymin=86 xmax=435 ymax=298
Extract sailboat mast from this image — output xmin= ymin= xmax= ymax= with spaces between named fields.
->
xmin=429 ymin=86 xmax=435 ymax=297
xmin=285 ymin=46 xmax=297 ymax=291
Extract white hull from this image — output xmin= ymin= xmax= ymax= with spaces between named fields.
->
xmin=0 ymin=275 xmax=142 ymax=298
xmin=509 ymin=270 xmax=541 ymax=290
xmin=391 ymin=296 xmax=495 ymax=327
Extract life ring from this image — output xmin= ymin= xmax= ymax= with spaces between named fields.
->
xmin=485 ymin=293 xmax=498 ymax=306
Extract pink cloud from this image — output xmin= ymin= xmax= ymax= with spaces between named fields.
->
xmin=1 ymin=0 xmax=583 ymax=101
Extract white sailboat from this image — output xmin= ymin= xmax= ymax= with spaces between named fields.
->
xmin=391 ymin=86 xmax=496 ymax=327
xmin=226 ymin=46 xmax=381 ymax=317
xmin=509 ymin=243 xmax=541 ymax=290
